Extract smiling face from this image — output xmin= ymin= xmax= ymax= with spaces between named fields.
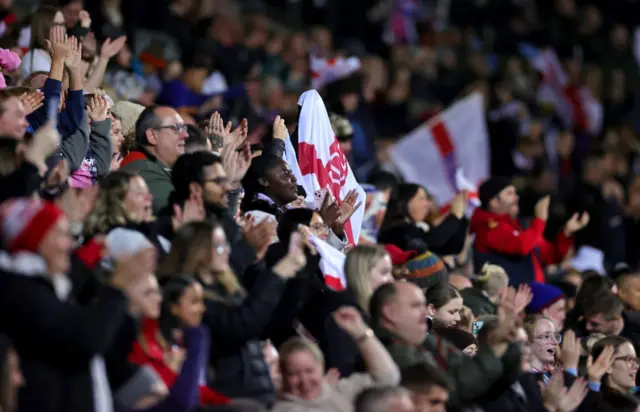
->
xmin=263 ymin=159 xmax=298 ymax=205
xmin=170 ymin=283 xmax=205 ymax=328
xmin=370 ymin=254 xmax=394 ymax=291
xmin=407 ymin=187 xmax=430 ymax=223
xmin=124 ymin=176 xmax=152 ymax=222
xmin=608 ymin=342 xmax=639 ymax=392
xmin=433 ymin=297 xmax=463 ymax=328
xmin=530 ymin=318 xmax=559 ymax=366
xmin=282 ymin=349 xmax=324 ymax=401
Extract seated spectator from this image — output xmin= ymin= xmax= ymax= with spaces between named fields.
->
xmin=378 ymin=184 xmax=468 ymax=256
xmin=272 ymin=307 xmax=400 ymax=412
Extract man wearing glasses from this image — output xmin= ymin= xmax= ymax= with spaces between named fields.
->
xmin=120 ymin=105 xmax=188 ymax=214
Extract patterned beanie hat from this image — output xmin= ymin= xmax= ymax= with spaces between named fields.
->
xmin=0 ymin=198 xmax=63 ymax=253
xmin=406 ymin=251 xmax=449 ymax=290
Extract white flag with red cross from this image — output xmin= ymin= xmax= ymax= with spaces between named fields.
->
xmin=310 ymin=56 xmax=361 ymax=90
xmin=389 ymin=92 xmax=488 ymax=213
xmin=291 ymin=89 xmax=366 ymax=246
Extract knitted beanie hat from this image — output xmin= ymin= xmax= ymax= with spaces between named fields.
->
xmin=383 ymin=244 xmax=417 ymax=266
xmin=526 ymin=282 xmax=566 ymax=314
xmin=406 ymin=251 xmax=448 ymax=290
xmin=433 ymin=326 xmax=478 ymax=351
xmin=111 ymin=101 xmax=146 ymax=139
xmin=0 ymin=198 xmax=63 ymax=253
xmin=478 ymin=176 xmax=512 ymax=208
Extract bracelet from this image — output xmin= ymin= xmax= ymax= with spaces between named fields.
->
xmin=356 ymin=328 xmax=374 ymax=344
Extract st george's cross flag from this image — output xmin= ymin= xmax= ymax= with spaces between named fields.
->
xmin=389 ymin=92 xmax=488 ymax=213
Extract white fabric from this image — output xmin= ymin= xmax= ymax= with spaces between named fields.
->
xmin=309 ymin=235 xmax=347 ymax=290
xmin=294 ymin=90 xmax=366 ymax=245
xmin=201 ymin=71 xmax=228 ymax=95
xmin=310 ymin=56 xmax=361 ymax=90
xmin=105 ymin=228 xmax=155 ymax=259
xmin=389 ymin=92 xmax=489 ymax=209
xmin=570 ymin=246 xmax=605 ymax=275
xmin=20 ymin=48 xmax=51 ymax=80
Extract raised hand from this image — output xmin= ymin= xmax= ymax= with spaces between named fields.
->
xmin=272 ymin=115 xmax=287 ymax=141
xmin=79 ymin=10 xmax=92 ymax=28
xmin=561 ymin=330 xmax=581 ymax=370
xmin=63 ymin=36 xmax=82 ymax=70
xmin=564 ymin=212 xmax=590 ymax=236
xmin=100 ymin=36 xmax=127 ymax=59
xmin=222 ymin=143 xmax=252 ymax=187
xmin=587 ymin=345 xmax=615 ymax=383
xmin=318 ymin=194 xmax=340 ymax=227
xmin=514 ymin=284 xmax=533 ymax=315
xmin=244 ymin=217 xmax=276 ymax=260
xmin=534 ymin=195 xmax=551 ymax=221
xmin=272 ymin=232 xmax=307 ymax=279
xmin=450 ymin=191 xmax=467 ymax=219
xmin=336 ymin=189 xmax=362 ymax=226
xmin=46 ymin=25 xmax=71 ymax=62
xmin=20 ymin=90 xmax=44 ymax=115
xmin=87 ymin=95 xmax=109 ymax=122
xmin=557 ymin=378 xmax=588 ymax=412
xmin=171 ymin=193 xmax=205 ymax=231
xmin=332 ymin=306 xmax=368 ymax=338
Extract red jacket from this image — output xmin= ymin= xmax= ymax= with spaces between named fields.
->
xmin=470 ymin=208 xmax=573 ymax=283
xmin=129 ymin=318 xmax=230 ymax=406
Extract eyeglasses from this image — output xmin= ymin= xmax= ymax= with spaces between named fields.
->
xmin=614 ymin=356 xmax=640 ymax=366
xmin=203 ymin=176 xmax=229 ymax=186
xmin=155 ymin=124 xmax=187 ymax=133
xmin=534 ymin=333 xmax=562 ymax=343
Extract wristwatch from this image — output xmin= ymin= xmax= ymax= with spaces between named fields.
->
xmin=356 ymin=328 xmax=374 ymax=343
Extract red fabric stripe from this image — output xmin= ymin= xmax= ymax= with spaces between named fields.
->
xmin=564 ymin=86 xmax=586 ymax=131
xmin=431 ymin=121 xmax=454 ymax=156
xmin=324 ymin=275 xmax=345 ymax=291
xmin=9 ymin=202 xmax=62 ymax=253
xmin=120 ymin=150 xmax=148 ymax=168
xmin=74 ymin=239 xmax=103 ymax=269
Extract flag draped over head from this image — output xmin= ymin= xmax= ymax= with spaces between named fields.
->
xmin=389 ymin=92 xmax=488 ymax=214
xmin=293 ymin=90 xmax=366 ymax=246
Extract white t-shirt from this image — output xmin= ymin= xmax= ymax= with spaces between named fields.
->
xmin=20 ymin=48 xmax=51 ymax=80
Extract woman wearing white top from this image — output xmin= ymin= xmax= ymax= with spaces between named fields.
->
xmin=19 ymin=6 xmax=65 ymax=80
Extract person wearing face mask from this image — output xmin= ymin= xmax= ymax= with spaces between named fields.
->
xmin=591 ymin=336 xmax=640 ymax=410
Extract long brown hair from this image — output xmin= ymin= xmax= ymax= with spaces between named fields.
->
xmin=30 ymin=6 xmax=58 ymax=51
xmin=157 ymin=220 xmax=244 ymax=300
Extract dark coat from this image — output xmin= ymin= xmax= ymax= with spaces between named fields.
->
xmin=200 ymin=262 xmax=286 ymax=407
xmin=378 ymin=215 xmax=468 ymax=256
xmin=0 ymin=252 xmax=128 ymax=412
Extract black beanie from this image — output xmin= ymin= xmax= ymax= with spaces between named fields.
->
xmin=479 ymin=177 xmax=512 ymax=209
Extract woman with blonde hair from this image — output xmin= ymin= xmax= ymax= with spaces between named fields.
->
xmin=344 ymin=245 xmax=394 ymax=315
xmin=460 ymin=263 xmax=509 ymax=316
xmin=157 ymin=220 xmax=306 ymax=407
xmin=273 ymin=307 xmax=400 ymax=412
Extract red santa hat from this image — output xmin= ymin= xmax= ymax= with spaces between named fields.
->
xmin=1 ymin=198 xmax=63 ymax=254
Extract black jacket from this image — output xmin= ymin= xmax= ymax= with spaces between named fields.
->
xmin=0 ymin=253 xmax=128 ymax=412
xmin=200 ymin=262 xmax=286 ymax=406
xmin=378 ymin=215 xmax=468 ymax=256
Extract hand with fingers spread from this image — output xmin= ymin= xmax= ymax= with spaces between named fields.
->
xmin=206 ymin=111 xmax=228 ymax=148
xmin=46 ymin=25 xmax=71 ymax=62
xmin=541 ymin=371 xmax=589 ymax=412
xmin=171 ymin=193 xmax=205 ymax=232
xmin=564 ymin=212 xmax=590 ymax=236
xmin=222 ymin=143 xmax=252 ymax=187
xmin=87 ymin=95 xmax=109 ymax=122
xmin=20 ymin=91 xmax=44 ymax=115
xmin=100 ymin=36 xmax=127 ymax=59
xmin=561 ymin=330 xmax=581 ymax=371
xmin=272 ymin=115 xmax=288 ymax=141
xmin=336 ymin=189 xmax=362 ymax=226
xmin=272 ymin=232 xmax=307 ymax=279
xmin=513 ymin=284 xmax=533 ymax=315
xmin=318 ymin=194 xmax=340 ymax=228
xmin=587 ymin=345 xmax=615 ymax=383
xmin=557 ymin=378 xmax=589 ymax=412
xmin=63 ymin=36 xmax=82 ymax=70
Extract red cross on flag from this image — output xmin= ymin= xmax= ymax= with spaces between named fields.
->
xmin=292 ymin=90 xmax=366 ymax=246
xmin=389 ymin=92 xmax=489 ymax=212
